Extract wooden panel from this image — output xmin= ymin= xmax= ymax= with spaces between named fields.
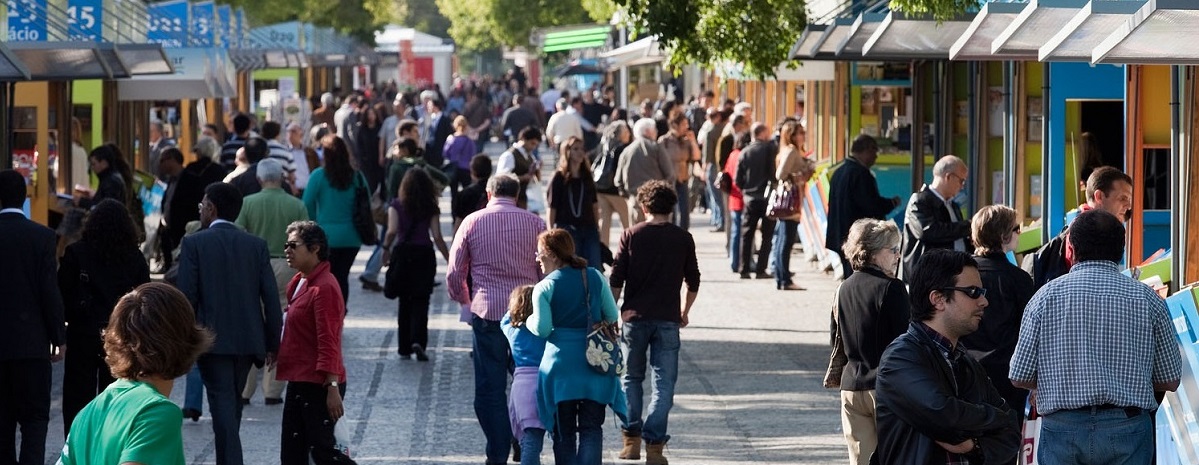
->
xmin=1187 ymin=68 xmax=1199 ymax=286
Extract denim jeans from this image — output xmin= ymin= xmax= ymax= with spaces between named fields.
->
xmin=360 ymin=226 xmax=387 ymax=283
xmin=729 ymin=210 xmax=744 ymax=272
xmin=674 ymin=181 xmax=690 ymax=230
xmin=621 ymin=320 xmax=680 ymax=444
xmin=561 ymin=225 xmax=602 ymax=269
xmin=184 ymin=364 xmax=204 ymax=411
xmin=1039 ymin=407 xmax=1153 ymax=464
xmin=520 ymin=427 xmax=545 ymax=465
xmin=771 ymin=219 xmax=798 ymax=286
xmin=705 ymin=164 xmax=725 ymax=227
xmin=551 ymin=399 xmax=606 ymax=465
xmin=472 ymin=316 xmax=513 ymax=464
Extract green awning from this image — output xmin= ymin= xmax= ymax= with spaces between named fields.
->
xmin=543 ymin=26 xmax=610 ymax=52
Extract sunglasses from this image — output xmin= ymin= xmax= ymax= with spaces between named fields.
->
xmin=284 ymin=241 xmax=305 ymax=250
xmin=940 ymin=286 xmax=987 ymax=299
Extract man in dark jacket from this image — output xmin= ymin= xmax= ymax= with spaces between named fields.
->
xmin=733 ymin=123 xmax=776 ymax=279
xmin=900 ymin=155 xmax=972 ymax=282
xmin=826 ymin=135 xmax=900 ymax=280
xmin=872 ymin=249 xmax=1020 ymax=465
xmin=230 ymin=137 xmax=293 ymax=197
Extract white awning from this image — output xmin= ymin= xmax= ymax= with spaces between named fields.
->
xmin=601 ymin=37 xmax=664 ymax=69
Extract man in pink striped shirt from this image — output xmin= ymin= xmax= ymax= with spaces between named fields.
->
xmin=447 ymin=173 xmax=545 ymax=465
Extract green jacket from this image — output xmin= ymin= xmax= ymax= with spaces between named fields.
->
xmin=385 ymin=157 xmax=448 ymax=202
xmin=236 ymin=187 xmax=309 ymax=257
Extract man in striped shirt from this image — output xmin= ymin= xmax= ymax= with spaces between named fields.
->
xmin=446 ymin=173 xmax=545 ymax=465
xmin=261 ymin=121 xmax=296 ymax=189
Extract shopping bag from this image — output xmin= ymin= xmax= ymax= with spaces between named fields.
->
xmin=1020 ymin=415 xmax=1041 ymax=465
xmin=333 ymin=419 xmax=352 ymax=458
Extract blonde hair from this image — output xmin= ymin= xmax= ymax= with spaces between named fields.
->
xmin=971 ymin=205 xmax=1019 ymax=256
xmin=507 ymin=285 xmax=535 ymax=327
xmin=452 ymin=115 xmax=469 ymax=133
xmin=842 ymin=219 xmax=900 ymax=271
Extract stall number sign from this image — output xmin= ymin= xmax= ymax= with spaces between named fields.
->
xmin=66 ymin=0 xmax=101 ymax=42
xmin=7 ymin=0 xmax=45 ymax=42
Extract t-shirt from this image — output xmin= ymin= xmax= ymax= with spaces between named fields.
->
xmin=546 ymin=172 xmax=597 ymax=229
xmin=609 ymin=222 xmax=701 ymax=323
xmin=57 ymin=379 xmax=185 ymax=465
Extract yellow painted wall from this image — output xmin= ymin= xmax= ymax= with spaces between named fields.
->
xmin=1142 ymin=65 xmax=1172 ymax=146
xmin=13 ymin=82 xmax=50 ymax=224
xmin=1064 ymin=100 xmax=1082 ymax=208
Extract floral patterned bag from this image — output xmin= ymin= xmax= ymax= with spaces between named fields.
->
xmin=582 ymin=268 xmax=624 ymax=377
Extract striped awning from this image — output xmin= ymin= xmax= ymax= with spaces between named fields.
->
xmin=542 ymin=26 xmax=610 ymax=53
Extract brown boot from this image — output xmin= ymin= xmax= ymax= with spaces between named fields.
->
xmin=645 ymin=441 xmax=668 ymax=465
xmin=619 ymin=431 xmax=641 ymax=460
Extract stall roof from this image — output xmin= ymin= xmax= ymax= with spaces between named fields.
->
xmin=1039 ymin=0 xmax=1145 ymax=61
xmin=118 ymin=47 xmax=217 ymax=101
xmin=8 ymin=42 xmax=114 ymax=80
xmin=1093 ymin=0 xmax=1199 ymax=64
xmin=791 ymin=25 xmax=829 ymax=59
xmin=863 ymin=11 xmax=976 ymax=60
xmin=836 ymin=13 xmax=888 ymax=57
xmin=992 ymin=0 xmax=1089 ymax=56
xmin=116 ymin=44 xmax=174 ymax=75
xmin=601 ymin=36 xmax=665 ymax=69
xmin=97 ymin=44 xmax=131 ymax=79
xmin=0 ymin=44 xmax=31 ymax=81
xmin=950 ymin=1 xmax=1031 ymax=60
xmin=813 ymin=18 xmax=855 ymax=57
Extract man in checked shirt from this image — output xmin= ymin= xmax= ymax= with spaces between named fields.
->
xmin=1010 ymin=209 xmax=1181 ymax=464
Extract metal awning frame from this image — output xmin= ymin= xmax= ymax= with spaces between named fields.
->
xmin=992 ymin=0 xmax=1090 ymax=56
xmin=835 ymin=12 xmax=889 ymax=57
xmin=1093 ymin=0 xmax=1199 ymax=65
xmin=949 ymin=1 xmax=1033 ymax=61
xmin=791 ymin=24 xmax=829 ymax=59
xmin=1038 ymin=0 xmax=1146 ymax=62
xmin=862 ymin=11 xmax=977 ymax=60
xmin=7 ymin=41 xmax=117 ymax=80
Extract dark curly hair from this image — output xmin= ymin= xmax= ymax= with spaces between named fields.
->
xmin=636 ymin=180 xmax=677 ymax=215
xmin=81 ymin=199 xmax=139 ymax=266
xmin=104 ymin=283 xmax=213 ymax=380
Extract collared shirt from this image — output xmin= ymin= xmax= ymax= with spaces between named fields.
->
xmin=209 ymin=219 xmax=235 ymax=228
xmin=1009 ymin=260 xmax=1182 ymax=414
xmin=927 ymin=184 xmax=966 ymax=252
xmin=914 ymin=322 xmax=972 ymax=465
xmin=446 ymin=197 xmax=546 ymax=321
xmin=0 ymin=207 xmax=26 ymax=217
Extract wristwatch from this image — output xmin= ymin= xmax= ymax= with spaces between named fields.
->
xmin=324 ymin=381 xmax=340 ymax=388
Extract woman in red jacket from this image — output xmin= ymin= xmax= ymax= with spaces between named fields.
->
xmin=277 ymin=220 xmax=354 ymax=465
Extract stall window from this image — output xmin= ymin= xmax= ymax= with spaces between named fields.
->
xmin=1143 ymin=147 xmax=1170 ymax=210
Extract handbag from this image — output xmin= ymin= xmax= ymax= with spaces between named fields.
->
xmin=715 ymin=171 xmax=732 ymax=193
xmin=766 ymin=178 xmax=802 ymax=220
xmin=582 ymin=268 xmax=624 ymax=377
xmin=370 ymin=184 xmax=388 ymax=226
xmin=351 ymin=173 xmax=379 ymax=246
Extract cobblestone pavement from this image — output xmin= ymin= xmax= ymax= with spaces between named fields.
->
xmin=38 ymin=142 xmax=848 ymax=464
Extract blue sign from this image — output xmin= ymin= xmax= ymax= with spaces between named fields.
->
xmin=7 ymin=0 xmax=46 ymax=42
xmin=65 ymin=0 xmax=101 ymax=41
xmin=235 ymin=8 xmax=246 ymax=48
xmin=216 ymin=5 xmax=231 ymax=48
xmin=147 ymin=0 xmax=187 ymax=47
xmin=190 ymin=1 xmax=215 ymax=47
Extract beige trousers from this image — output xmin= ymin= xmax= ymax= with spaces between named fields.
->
xmin=840 ymin=390 xmax=877 ymax=465
xmin=242 ymin=257 xmax=292 ymax=401
xmin=596 ymin=193 xmax=629 ymax=245
xmin=627 ymin=196 xmax=646 ymax=226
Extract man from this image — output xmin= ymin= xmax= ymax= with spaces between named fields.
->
xmin=220 ymin=113 xmax=253 ymax=172
xmin=162 ymin=137 xmax=226 ymax=267
xmin=500 ymin=94 xmax=537 ymax=145
xmin=1010 ymin=210 xmax=1180 ymax=464
xmin=610 ymin=180 xmax=700 ymax=465
xmin=333 ymin=94 xmax=359 ymax=139
xmin=733 ymin=123 xmax=777 ymax=279
xmin=1024 ymin=166 xmax=1133 ymax=289
xmin=446 ymin=174 xmax=545 ymax=465
xmin=615 ymin=118 xmax=674 ymax=225
xmin=463 ymin=88 xmax=492 ymax=147
xmin=688 ymin=90 xmax=715 ymax=144
xmin=545 ymin=98 xmax=583 ymax=148
xmin=900 ymin=155 xmax=973 ymax=282
xmin=286 ymin=122 xmax=313 ymax=194
xmin=230 ymin=137 xmax=290 ymax=197
xmin=452 ymin=154 xmax=493 ymax=235
xmin=379 ymin=96 xmax=409 ymax=164
xmin=826 ymin=135 xmax=901 ymax=280
xmin=539 ymin=86 xmax=562 ymax=121
xmin=0 ymin=170 xmax=65 ymax=465
xmin=658 ymin=113 xmax=700 ymax=230
xmin=873 ymin=249 xmax=1021 ymax=465
xmin=580 ymin=90 xmax=611 ymax=151
xmin=496 ymin=127 xmax=543 ymax=210
xmin=235 ymin=159 xmax=308 ymax=407
xmin=156 ymin=147 xmax=187 ymax=271
xmin=423 ymin=98 xmax=453 ymax=168
xmin=700 ymin=107 xmax=728 ymax=232
xmin=261 ymin=121 xmax=296 ymax=184
xmin=311 ymin=92 xmax=336 ymax=129
xmin=176 ymin=183 xmax=283 ymax=465
xmin=147 ymin=121 xmax=175 ymax=181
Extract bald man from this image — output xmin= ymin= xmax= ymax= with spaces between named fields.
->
xmin=899 ymin=155 xmax=973 ymax=282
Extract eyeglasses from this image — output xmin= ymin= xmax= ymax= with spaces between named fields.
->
xmin=940 ymin=286 xmax=987 ymax=299
xmin=284 ymin=241 xmax=305 ymax=250
xmin=948 ymin=172 xmax=967 ymax=187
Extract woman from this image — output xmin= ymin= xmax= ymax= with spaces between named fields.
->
xmin=75 ymin=144 xmax=131 ymax=209
xmin=592 ymin=120 xmax=631 ymax=246
xmin=382 ymin=168 xmax=450 ymax=361
xmin=276 ymin=221 xmax=355 ymax=465
xmin=835 ymin=218 xmax=909 ymax=465
xmin=386 ymin=139 xmax=449 ymax=204
xmin=527 ymin=229 xmax=626 ymax=465
xmin=303 ymin=135 xmax=366 ymax=304
xmin=58 ymin=199 xmax=151 ymax=434
xmin=547 ymin=137 xmax=602 ymax=268
xmin=724 ymin=132 xmax=752 ymax=273
xmin=502 ymin=285 xmax=547 ymax=465
xmin=355 ymin=105 xmax=384 ymax=195
xmin=443 ymin=115 xmax=477 ymax=198
xmin=770 ymin=120 xmax=815 ymax=291
xmin=58 ymin=283 xmax=213 ymax=464
xmin=963 ymin=205 xmax=1034 ymax=422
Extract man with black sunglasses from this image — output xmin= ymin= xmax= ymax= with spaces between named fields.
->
xmin=872 ymin=249 xmax=1021 ymax=465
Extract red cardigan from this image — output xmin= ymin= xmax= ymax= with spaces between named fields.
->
xmin=276 ymin=261 xmax=347 ymax=384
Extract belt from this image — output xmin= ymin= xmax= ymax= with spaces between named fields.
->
xmin=1070 ymin=404 xmax=1144 ymax=418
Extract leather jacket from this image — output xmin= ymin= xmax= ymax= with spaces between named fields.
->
xmin=871 ymin=324 xmax=1021 ymax=465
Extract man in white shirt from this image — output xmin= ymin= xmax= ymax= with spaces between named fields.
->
xmin=545 ymin=98 xmax=590 ymax=148
xmin=540 ymin=86 xmax=562 ymax=120
xmin=285 ymin=123 xmax=310 ymax=194
xmin=496 ymin=127 xmax=542 ymax=210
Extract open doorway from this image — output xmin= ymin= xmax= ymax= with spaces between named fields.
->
xmin=1064 ymin=100 xmax=1124 ymax=208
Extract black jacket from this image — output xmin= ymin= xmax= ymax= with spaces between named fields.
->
xmin=900 ymin=185 xmax=972 ymax=282
xmin=733 ymin=140 xmax=775 ymax=201
xmin=165 ymin=158 xmax=226 ymax=247
xmin=58 ymin=241 xmax=150 ymax=336
xmin=0 ymin=212 xmax=65 ymax=359
xmin=872 ymin=324 xmax=1021 ymax=465
xmin=837 ymin=266 xmax=909 ymax=391
xmin=1022 ymin=227 xmax=1070 ymax=291
xmin=962 ymin=253 xmax=1034 ymax=411
xmin=424 ymin=113 xmax=453 ymax=168
xmin=825 ymin=157 xmax=894 ymax=255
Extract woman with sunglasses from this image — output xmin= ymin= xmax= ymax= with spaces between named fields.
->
xmin=833 ymin=218 xmax=909 ymax=465
xmin=547 ymin=136 xmax=601 ymax=268
xmin=962 ymin=205 xmax=1034 ymax=422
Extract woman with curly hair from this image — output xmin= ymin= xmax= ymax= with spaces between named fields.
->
xmin=382 ymin=167 xmax=450 ymax=360
xmin=303 ymin=134 xmax=367 ymax=304
xmin=58 ymin=283 xmax=213 ymax=464
xmin=57 ymin=199 xmax=151 ymax=435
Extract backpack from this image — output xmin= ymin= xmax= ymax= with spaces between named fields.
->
xmin=1021 ymin=228 xmax=1070 ymax=290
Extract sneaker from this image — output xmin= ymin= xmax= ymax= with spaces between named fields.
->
xmin=359 ymin=276 xmax=383 ymax=292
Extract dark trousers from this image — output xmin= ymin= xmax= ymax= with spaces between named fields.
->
xmin=0 ymin=359 xmax=50 ymax=465
xmin=551 ymin=399 xmax=606 ymax=465
xmin=198 ymin=354 xmax=254 ymax=465
xmin=280 ymin=382 xmax=355 ymax=465
xmin=395 ymin=244 xmax=435 ymax=355
xmin=740 ymin=199 xmax=776 ymax=274
xmin=329 ymin=247 xmax=359 ymax=305
xmin=446 ymin=164 xmax=470 ymax=200
xmin=62 ymin=331 xmax=115 ymax=436
xmin=471 ymin=316 xmax=513 ymax=464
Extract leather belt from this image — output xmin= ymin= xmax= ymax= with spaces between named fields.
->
xmin=1071 ymin=404 xmax=1144 ymax=418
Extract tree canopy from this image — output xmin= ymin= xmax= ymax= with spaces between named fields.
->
xmin=436 ymin=0 xmax=613 ymax=53
xmin=221 ymin=0 xmax=398 ymax=43
xmin=890 ymin=0 xmax=980 ymax=21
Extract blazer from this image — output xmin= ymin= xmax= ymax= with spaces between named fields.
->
xmin=424 ymin=113 xmax=454 ymax=168
xmin=0 ymin=211 xmax=65 ymax=360
xmin=175 ymin=222 xmax=283 ymax=357
xmin=276 ymin=261 xmax=346 ymax=385
xmin=900 ymin=185 xmax=972 ymax=281
xmin=825 ymin=157 xmax=894 ymax=255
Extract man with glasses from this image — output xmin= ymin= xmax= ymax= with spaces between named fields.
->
xmin=900 ymin=155 xmax=972 ymax=283
xmin=873 ymin=249 xmax=1021 ymax=465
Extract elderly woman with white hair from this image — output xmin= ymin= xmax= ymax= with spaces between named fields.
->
xmin=613 ymin=117 xmax=674 ymax=225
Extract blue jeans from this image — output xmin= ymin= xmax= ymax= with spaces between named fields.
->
xmin=705 ymin=164 xmax=725 ymax=227
xmin=771 ymin=219 xmax=798 ymax=286
xmin=360 ymin=226 xmax=387 ymax=283
xmin=520 ymin=427 xmax=545 ymax=465
xmin=620 ymin=320 xmax=680 ymax=444
xmin=184 ymin=364 xmax=204 ymax=411
xmin=1039 ymin=407 xmax=1153 ymax=464
xmin=729 ymin=209 xmax=743 ymax=272
xmin=472 ymin=316 xmax=513 ymax=464
xmin=561 ymin=225 xmax=602 ymax=269
xmin=551 ymin=399 xmax=605 ymax=465
xmin=674 ymin=181 xmax=690 ymax=230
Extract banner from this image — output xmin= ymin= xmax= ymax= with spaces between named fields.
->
xmin=147 ymin=0 xmax=187 ymax=47
xmin=235 ymin=7 xmax=246 ymax=48
xmin=216 ymin=4 xmax=230 ymax=48
xmin=65 ymin=0 xmax=100 ymax=41
xmin=7 ymin=0 xmax=46 ymax=42
xmin=190 ymin=1 xmax=215 ymax=47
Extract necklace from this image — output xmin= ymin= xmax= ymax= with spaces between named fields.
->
xmin=566 ymin=178 xmax=586 ymax=219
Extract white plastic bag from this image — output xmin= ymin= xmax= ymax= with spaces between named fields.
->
xmin=1021 ymin=416 xmax=1041 ymax=465
xmin=333 ymin=419 xmax=352 ymax=458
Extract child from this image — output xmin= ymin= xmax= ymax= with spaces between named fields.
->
xmin=502 ymin=285 xmax=547 ymax=465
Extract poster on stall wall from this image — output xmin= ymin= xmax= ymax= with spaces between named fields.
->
xmin=989 ymin=87 xmax=1004 ymax=137
xmin=992 ymin=171 xmax=1005 ymax=206
xmin=278 ymin=77 xmax=296 ymax=99
xmin=1029 ymin=175 xmax=1042 ymax=218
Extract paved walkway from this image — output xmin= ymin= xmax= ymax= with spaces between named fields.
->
xmin=38 ymin=143 xmax=849 ymax=464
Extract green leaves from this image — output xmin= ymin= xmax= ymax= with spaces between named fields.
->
xmin=890 ymin=0 xmax=979 ymax=22
xmin=437 ymin=0 xmax=598 ymax=53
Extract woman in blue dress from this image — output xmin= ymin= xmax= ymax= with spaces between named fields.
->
xmin=527 ymin=229 xmax=626 ymax=465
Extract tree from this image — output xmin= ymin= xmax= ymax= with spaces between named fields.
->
xmin=393 ymin=0 xmax=452 ymax=38
xmin=613 ymin=0 xmax=808 ymax=79
xmin=890 ymin=0 xmax=979 ymax=21
xmin=220 ymin=0 xmax=397 ymax=43
xmin=436 ymin=0 xmax=602 ymax=53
